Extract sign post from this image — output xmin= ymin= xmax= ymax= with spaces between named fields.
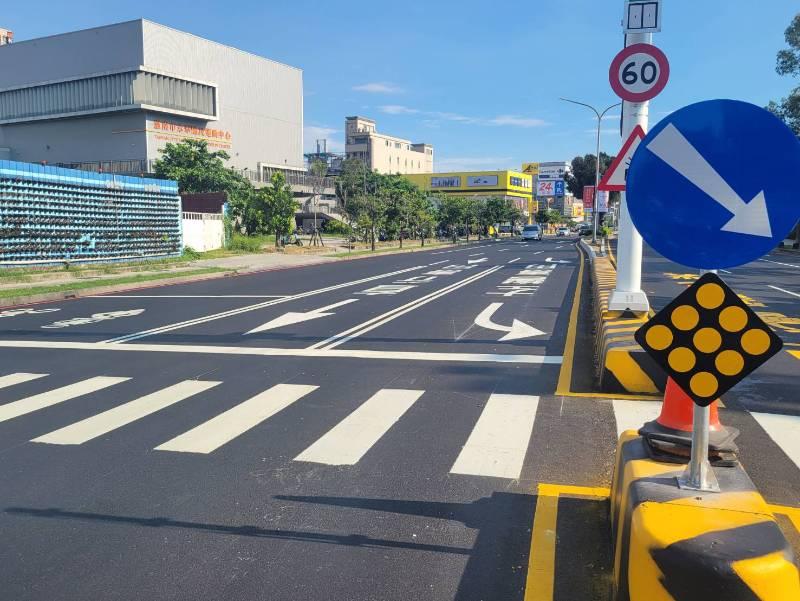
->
xmin=608 ymin=1 xmax=669 ymax=313
xmin=628 ymin=99 xmax=800 ymax=492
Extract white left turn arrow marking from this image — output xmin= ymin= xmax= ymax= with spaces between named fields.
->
xmin=545 ymin=257 xmax=570 ymax=264
xmin=474 ymin=303 xmax=546 ymax=341
xmin=468 ymin=258 xmax=488 ymax=264
xmin=646 ymin=123 xmax=772 ymax=238
xmin=245 ymin=299 xmax=358 ymax=334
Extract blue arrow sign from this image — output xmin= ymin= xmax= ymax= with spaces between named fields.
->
xmin=554 ymin=180 xmax=565 ymax=196
xmin=626 ymin=100 xmax=800 ymax=269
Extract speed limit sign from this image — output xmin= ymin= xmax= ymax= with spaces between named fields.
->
xmin=609 ymin=43 xmax=669 ymax=102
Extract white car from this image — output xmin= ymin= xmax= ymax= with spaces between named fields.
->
xmin=556 ymin=226 xmax=570 ymax=237
xmin=521 ymin=224 xmax=543 ymax=241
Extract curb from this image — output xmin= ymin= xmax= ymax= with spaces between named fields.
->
xmin=586 ymin=243 xmax=665 ymax=394
xmin=0 ymin=240 xmax=488 ymax=309
xmin=611 ymin=430 xmax=800 ymax=600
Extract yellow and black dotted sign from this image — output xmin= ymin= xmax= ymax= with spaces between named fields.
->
xmin=635 ymin=273 xmax=783 ymax=406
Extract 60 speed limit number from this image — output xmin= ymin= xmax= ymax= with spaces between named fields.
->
xmin=609 ymin=43 xmax=670 ymax=102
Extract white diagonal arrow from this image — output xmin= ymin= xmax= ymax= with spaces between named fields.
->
xmin=474 ymin=302 xmax=546 ymax=342
xmin=646 ymin=123 xmax=772 ymax=238
xmin=245 ymin=299 xmax=358 ymax=334
xmin=468 ymin=258 xmax=488 ymax=264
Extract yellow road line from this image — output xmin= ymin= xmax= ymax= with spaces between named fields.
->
xmin=525 ymin=495 xmax=558 ymax=601
xmin=525 ymin=484 xmax=611 ymax=601
xmin=560 ymin=391 xmax=662 ymax=401
xmin=788 ymin=350 xmax=800 ymax=360
xmin=768 ymin=503 xmax=800 ymax=533
xmin=555 ymin=245 xmax=585 ymax=395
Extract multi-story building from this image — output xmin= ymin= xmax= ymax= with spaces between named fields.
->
xmin=405 ymin=170 xmax=533 ymax=218
xmin=0 ymin=28 xmax=12 ymax=45
xmin=345 ymin=116 xmax=433 ymax=174
xmin=0 ymin=20 xmax=304 ymax=179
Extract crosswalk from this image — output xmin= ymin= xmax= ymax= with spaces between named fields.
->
xmin=1 ymin=371 xmax=800 ymax=484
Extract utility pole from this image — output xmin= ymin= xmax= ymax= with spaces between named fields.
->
xmin=608 ymin=2 xmax=653 ymax=313
xmin=560 ymin=98 xmax=621 ymax=244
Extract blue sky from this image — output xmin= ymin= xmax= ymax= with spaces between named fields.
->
xmin=5 ymin=1 xmax=799 ymax=171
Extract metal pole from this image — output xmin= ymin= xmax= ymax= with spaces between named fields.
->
xmin=559 ymin=99 xmax=620 ymax=245
xmin=608 ymin=22 xmax=652 ymax=313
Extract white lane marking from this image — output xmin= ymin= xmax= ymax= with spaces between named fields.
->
xmin=508 ymin=258 xmax=521 ymax=264
xmin=102 ymin=265 xmax=427 ymax=344
xmin=545 ymin=257 xmax=570 ymax=264
xmin=467 ymin=258 xmax=488 ymax=264
xmin=89 ymin=295 xmax=290 ymax=299
xmin=294 ymin=388 xmax=423 ymax=465
xmin=43 ymin=309 xmax=145 ymax=329
xmin=429 ymin=260 xmax=449 ymax=265
xmin=0 ymin=308 xmax=60 ymax=318
xmin=156 ymin=384 xmax=318 ymax=454
xmin=751 ymin=412 xmax=800 ymax=471
xmin=533 ymin=251 xmax=544 ymax=255
xmin=246 ymin=299 xmax=358 ymax=334
xmin=450 ymin=394 xmax=539 ymax=479
xmin=719 ymin=269 xmax=733 ymax=275
xmin=759 ymin=258 xmax=800 ymax=269
xmin=768 ymin=285 xmax=800 ymax=299
xmin=474 ymin=302 xmax=546 ymax=341
xmin=0 ymin=340 xmax=563 ymax=365
xmin=612 ymin=400 xmax=662 ymax=438
xmin=312 ymin=265 xmax=503 ymax=350
xmin=32 ymin=380 xmax=220 ymax=445
xmin=0 ymin=376 xmax=130 ymax=423
xmin=0 ymin=373 xmax=47 ymax=390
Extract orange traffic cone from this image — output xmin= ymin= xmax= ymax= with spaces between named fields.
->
xmin=656 ymin=377 xmax=723 ymax=433
xmin=639 ymin=377 xmax=739 ymax=464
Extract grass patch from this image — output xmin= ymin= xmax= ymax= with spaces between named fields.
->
xmin=0 ymin=267 xmax=227 ymax=300
xmin=228 ymin=234 xmax=275 ymax=252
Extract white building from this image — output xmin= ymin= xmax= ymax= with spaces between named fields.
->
xmin=345 ymin=116 xmax=433 ymax=174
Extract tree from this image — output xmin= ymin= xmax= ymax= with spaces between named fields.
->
xmin=565 ymin=152 xmax=614 ymax=197
xmin=308 ymin=160 xmax=328 ymax=246
xmin=260 ymin=172 xmax=298 ymax=248
xmin=336 ymin=158 xmax=367 ymax=243
xmin=768 ymin=14 xmax=800 ymax=135
xmin=479 ymin=196 xmax=506 ymax=236
xmin=153 ymin=139 xmax=259 ymax=235
xmin=437 ymin=195 xmax=466 ymax=242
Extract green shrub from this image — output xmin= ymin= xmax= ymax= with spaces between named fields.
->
xmin=228 ymin=234 xmax=269 ymax=252
xmin=182 ymin=246 xmax=202 ymax=260
xmin=323 ymin=219 xmax=352 ymax=236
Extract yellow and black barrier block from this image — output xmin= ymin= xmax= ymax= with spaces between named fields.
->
xmin=587 ymin=248 xmax=666 ymax=394
xmin=611 ymin=431 xmax=800 ymax=600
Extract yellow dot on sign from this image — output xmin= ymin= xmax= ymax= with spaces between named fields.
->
xmin=690 ymin=372 xmax=719 ymax=398
xmin=719 ymin=306 xmax=748 ymax=333
xmin=741 ymin=328 xmax=771 ymax=355
xmin=645 ymin=325 xmax=673 ymax=350
xmin=668 ymin=347 xmax=696 ymax=373
xmin=696 ymin=283 xmax=726 ymax=309
xmin=671 ymin=305 xmax=699 ymax=331
xmin=693 ymin=327 xmax=722 ymax=354
xmin=715 ymin=350 xmax=745 ymax=376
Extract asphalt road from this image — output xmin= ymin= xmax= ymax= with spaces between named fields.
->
xmin=0 ymin=237 xmax=797 ymax=601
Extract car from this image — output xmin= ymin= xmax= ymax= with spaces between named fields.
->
xmin=556 ymin=226 xmax=569 ymax=237
xmin=578 ymin=225 xmax=594 ymax=237
xmin=521 ymin=224 xmax=543 ymax=241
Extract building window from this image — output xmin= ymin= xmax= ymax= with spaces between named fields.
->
xmin=0 ymin=70 xmax=216 ymax=123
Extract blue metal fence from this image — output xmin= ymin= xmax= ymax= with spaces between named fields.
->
xmin=0 ymin=160 xmax=182 ymax=265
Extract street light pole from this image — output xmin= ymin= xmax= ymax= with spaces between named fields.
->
xmin=560 ymin=98 xmax=621 ymax=244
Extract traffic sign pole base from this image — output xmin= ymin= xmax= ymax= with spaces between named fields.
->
xmin=677 ymin=460 xmax=721 ymax=492
xmin=607 ymin=289 xmax=650 ymax=313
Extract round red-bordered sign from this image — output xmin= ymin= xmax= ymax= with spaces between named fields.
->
xmin=609 ymin=43 xmax=670 ymax=103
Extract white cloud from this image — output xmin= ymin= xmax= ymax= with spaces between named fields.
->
xmin=353 ymin=82 xmax=404 ymax=94
xmin=435 ymin=156 xmax=515 ymax=172
xmin=489 ymin=115 xmax=547 ymax=128
xmin=376 ymin=106 xmax=544 ymax=128
xmin=379 ymin=105 xmax=420 ymax=115
xmin=304 ymin=125 xmax=344 ymax=153
xmin=600 ymin=113 xmax=621 ymax=121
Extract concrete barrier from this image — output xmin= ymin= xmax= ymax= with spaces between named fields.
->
xmin=585 ymin=242 xmax=665 ymax=394
xmin=611 ymin=431 xmax=800 ymax=600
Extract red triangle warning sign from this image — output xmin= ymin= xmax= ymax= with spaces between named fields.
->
xmin=598 ymin=125 xmax=646 ymax=192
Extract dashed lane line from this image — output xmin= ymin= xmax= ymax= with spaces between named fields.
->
xmin=768 ymin=285 xmax=800 ymax=299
